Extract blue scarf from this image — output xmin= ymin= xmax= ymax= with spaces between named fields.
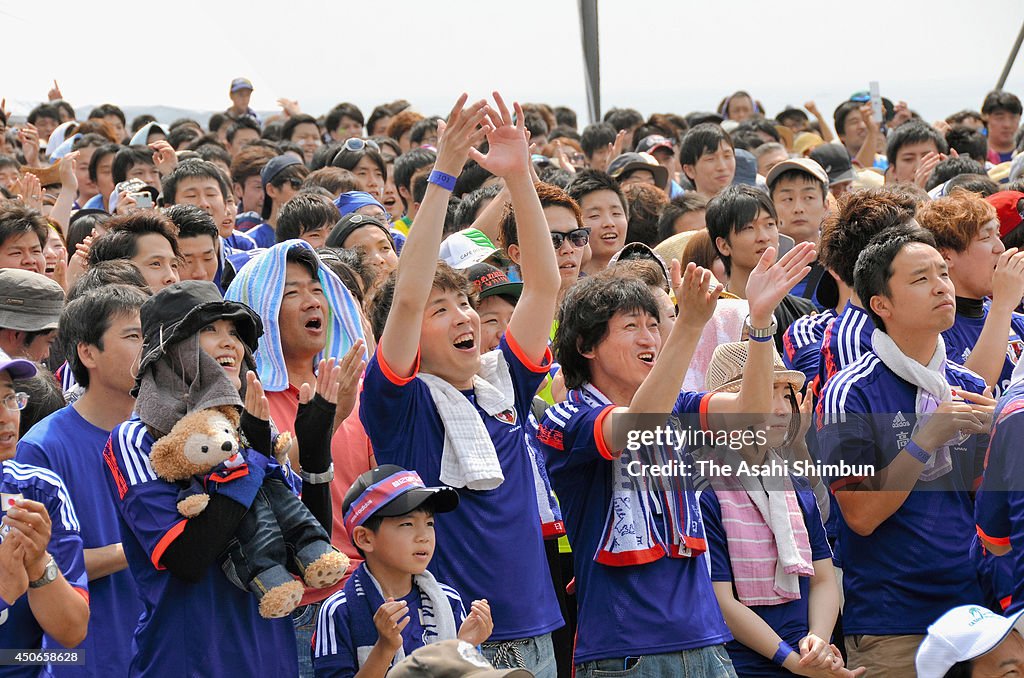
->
xmin=569 ymin=384 xmax=706 ymax=566
xmin=344 ymin=563 xmax=459 ymax=668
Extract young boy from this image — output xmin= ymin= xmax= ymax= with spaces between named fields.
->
xmin=313 ymin=465 xmax=492 ymax=677
xmin=360 ymin=94 xmax=564 ymax=677
xmin=706 ymin=185 xmax=817 ymax=353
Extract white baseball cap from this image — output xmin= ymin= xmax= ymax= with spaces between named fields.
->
xmin=438 ymin=228 xmax=498 ymax=270
xmin=916 ymin=605 xmax=1024 ymax=678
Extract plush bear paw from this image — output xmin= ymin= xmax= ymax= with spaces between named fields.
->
xmin=302 ymin=550 xmax=350 ymax=589
xmin=273 ymin=431 xmax=293 ymax=466
xmin=258 ymin=580 xmax=305 ymax=619
xmin=176 ymin=494 xmax=210 ymax=518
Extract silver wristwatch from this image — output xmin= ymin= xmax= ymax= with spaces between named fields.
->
xmin=300 ymin=463 xmax=335 ymax=485
xmin=29 ymin=555 xmax=58 ymax=588
xmin=743 ymin=314 xmax=778 ymax=340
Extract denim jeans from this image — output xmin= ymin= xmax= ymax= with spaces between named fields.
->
xmin=221 ymin=477 xmax=333 ymax=598
xmin=292 ymin=600 xmax=322 ymax=678
xmin=481 ymin=632 xmax=556 ymax=678
xmin=575 ymin=645 xmax=737 ymax=678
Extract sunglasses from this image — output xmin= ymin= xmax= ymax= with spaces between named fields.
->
xmin=342 ymin=137 xmax=380 ymax=153
xmin=550 ymin=227 xmax=590 ymax=249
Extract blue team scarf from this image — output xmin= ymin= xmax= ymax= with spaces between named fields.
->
xmin=345 ymin=563 xmax=458 ymax=668
xmin=225 ymin=239 xmax=363 ymax=392
xmin=569 ymin=384 xmax=706 ymax=567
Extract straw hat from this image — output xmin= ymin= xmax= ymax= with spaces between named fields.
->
xmin=705 ymin=341 xmax=805 ymax=393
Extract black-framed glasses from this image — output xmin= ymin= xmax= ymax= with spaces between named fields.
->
xmin=550 ymin=228 xmax=590 ymax=249
xmin=2 ymin=392 xmax=29 ymax=412
xmin=342 ymin=138 xmax=380 ymax=153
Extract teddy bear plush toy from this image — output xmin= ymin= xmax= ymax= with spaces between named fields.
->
xmin=150 ymin=406 xmax=350 ymax=618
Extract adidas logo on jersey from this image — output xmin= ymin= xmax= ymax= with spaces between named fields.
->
xmin=892 ymin=411 xmax=910 ymax=428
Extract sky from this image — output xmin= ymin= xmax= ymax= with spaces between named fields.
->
xmin=3 ymin=0 xmax=1024 ymax=127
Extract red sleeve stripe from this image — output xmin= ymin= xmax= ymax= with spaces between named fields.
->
xmin=151 ymin=519 xmax=188 ymax=570
xmin=594 ymin=405 xmax=618 ymax=460
xmin=976 ymin=524 xmax=1011 ymax=547
xmin=505 ymin=331 xmax=553 ymax=374
xmin=72 ymin=586 xmax=90 ymax=604
xmin=829 ymin=476 xmax=866 ymax=492
xmin=376 ymin=343 xmax=419 ymax=386
xmin=699 ymin=392 xmax=714 ymax=432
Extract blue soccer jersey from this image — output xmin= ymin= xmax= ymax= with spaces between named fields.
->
xmin=359 ymin=333 xmax=563 ymax=642
xmin=0 ymin=461 xmax=88 ymax=678
xmin=700 ymin=477 xmax=832 ymax=677
xmin=818 ymin=302 xmax=874 ymax=388
xmin=536 ymin=385 xmax=730 ymax=664
xmin=101 ymin=416 xmax=298 ymax=678
xmin=816 ymin=352 xmax=986 ymax=634
xmin=312 ymin=563 xmax=467 ymax=677
xmin=975 ymin=377 xmax=1024 ymax=614
xmin=783 ymin=309 xmax=837 ymax=386
xmin=942 ymin=308 xmax=1024 ymax=398
xmin=16 ymin=406 xmax=143 ymax=677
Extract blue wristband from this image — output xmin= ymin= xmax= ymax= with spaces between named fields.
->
xmin=904 ymin=440 xmax=931 ymax=464
xmin=748 ymin=333 xmax=773 ymax=343
xmin=772 ymin=640 xmax=794 ymax=666
xmin=428 ymin=169 xmax=457 ymax=192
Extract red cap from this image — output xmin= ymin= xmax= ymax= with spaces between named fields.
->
xmin=985 ymin=191 xmax=1024 ymax=238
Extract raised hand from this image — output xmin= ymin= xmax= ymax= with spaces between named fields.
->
xmin=610 ymin=128 xmax=627 ymax=158
xmin=277 ymin=98 xmax=302 ymax=117
xmin=745 ymin=241 xmax=816 ymax=323
xmin=332 ymin=340 xmax=366 ymax=424
xmin=892 ymin=101 xmax=913 ymax=127
xmin=990 ymin=248 xmax=1024 ymax=311
xmin=433 ymin=94 xmax=491 ymax=177
xmin=299 ymin=357 xmax=341 ymax=406
xmin=16 ymin=173 xmax=43 ymax=211
xmin=47 ymin=80 xmax=63 ymax=101
xmin=555 ymin=141 xmax=577 ymax=174
xmin=244 ymin=371 xmax=270 ymax=422
xmin=58 ymin=151 xmax=79 ymax=195
xmin=149 ymin=140 xmax=178 ymax=176
xmin=18 ymin=124 xmax=40 ymax=167
xmin=913 ymin=151 xmax=946 ymax=189
xmin=673 ymin=259 xmax=723 ymax=330
xmin=373 ymin=598 xmax=410 ymax=654
xmin=468 ymin=92 xmax=530 ymax=179
xmin=457 ymin=599 xmax=493 ymax=645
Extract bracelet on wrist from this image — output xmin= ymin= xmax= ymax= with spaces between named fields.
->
xmin=904 ymin=440 xmax=931 ymax=464
xmin=772 ymin=640 xmax=794 ymax=666
xmin=428 ymin=170 xmax=457 ymax=192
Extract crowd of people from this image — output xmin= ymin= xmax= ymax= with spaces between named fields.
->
xmin=0 ymin=78 xmax=1023 ymax=678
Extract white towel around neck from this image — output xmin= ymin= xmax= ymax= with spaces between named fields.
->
xmin=417 ymin=350 xmax=515 ymax=490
